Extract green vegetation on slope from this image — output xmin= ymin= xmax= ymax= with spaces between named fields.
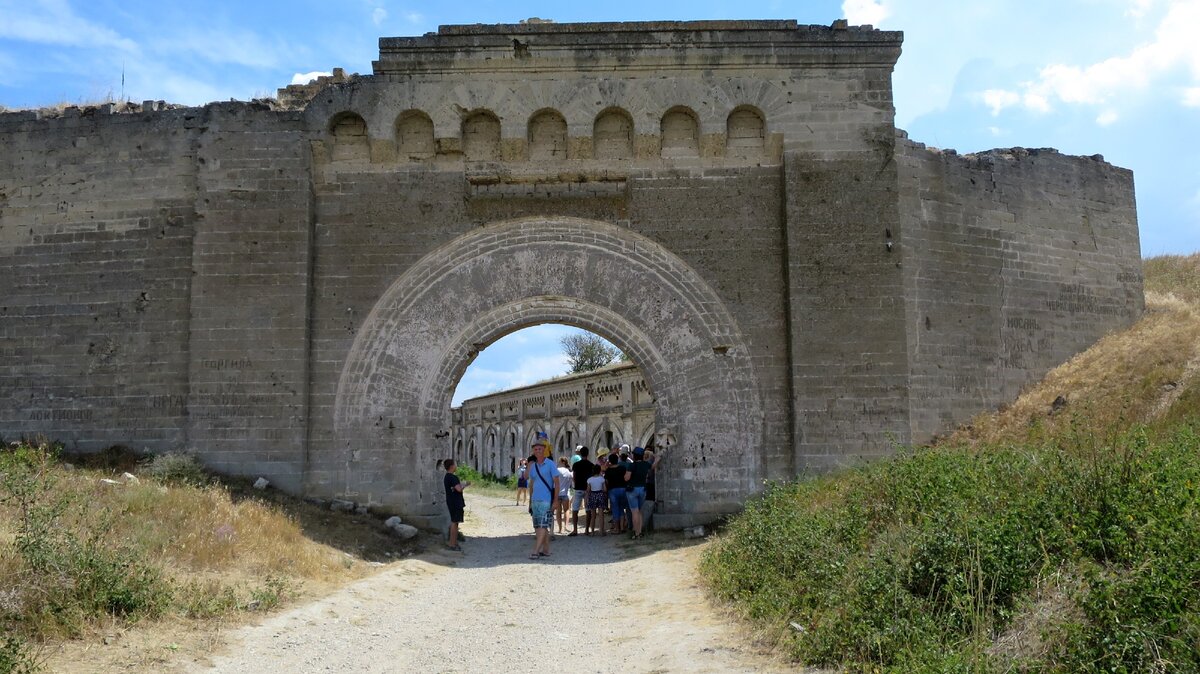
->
xmin=702 ymin=254 xmax=1200 ymax=673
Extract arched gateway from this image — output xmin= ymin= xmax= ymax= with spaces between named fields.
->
xmin=334 ymin=217 xmax=762 ymax=527
xmin=0 ymin=20 xmax=1142 ymax=531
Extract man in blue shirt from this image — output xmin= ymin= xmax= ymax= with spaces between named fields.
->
xmin=527 ymin=439 xmax=559 ymax=559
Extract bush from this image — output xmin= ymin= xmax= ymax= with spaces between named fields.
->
xmin=0 ymin=634 xmax=40 ymax=674
xmin=1 ymin=443 xmax=172 ymax=640
xmin=454 ymin=464 xmax=516 ymax=490
xmin=141 ymin=452 xmax=209 ymax=486
xmin=702 ymin=424 xmax=1200 ymax=672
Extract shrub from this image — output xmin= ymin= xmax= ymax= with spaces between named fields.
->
xmin=1 ymin=443 xmax=171 ymax=639
xmin=702 ymin=424 xmax=1200 ymax=671
xmin=141 ymin=452 xmax=209 ymax=486
xmin=0 ymin=634 xmax=40 ymax=674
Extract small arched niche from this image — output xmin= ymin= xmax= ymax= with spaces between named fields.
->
xmin=396 ymin=110 xmax=435 ymax=161
xmin=462 ymin=110 xmax=501 ymax=161
xmin=329 ymin=112 xmax=369 ymax=162
xmin=661 ymin=107 xmax=699 ymax=159
xmin=594 ymin=108 xmax=633 ymax=160
xmin=726 ymin=106 xmax=766 ymax=158
xmin=528 ymin=109 xmax=568 ymax=161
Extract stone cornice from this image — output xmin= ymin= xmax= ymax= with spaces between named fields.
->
xmin=374 ymin=20 xmax=903 ymax=76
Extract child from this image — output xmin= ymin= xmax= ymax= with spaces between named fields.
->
xmin=443 ymin=458 xmax=469 ymax=551
xmin=585 ymin=463 xmax=607 ymax=536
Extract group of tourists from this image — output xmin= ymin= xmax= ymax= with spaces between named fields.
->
xmin=519 ymin=438 xmax=663 ymax=559
xmin=445 ymin=435 xmax=663 ymax=559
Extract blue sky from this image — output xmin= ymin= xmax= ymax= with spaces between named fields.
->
xmin=2 ymin=0 xmax=1197 ymax=402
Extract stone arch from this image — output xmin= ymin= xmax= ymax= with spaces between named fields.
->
xmin=484 ymin=424 xmax=499 ymax=475
xmin=329 ymin=111 xmax=370 ymax=162
xmin=502 ymin=422 xmax=519 ymax=476
xmin=466 ymin=437 xmax=477 ymax=469
xmin=590 ymin=418 xmax=624 ymax=454
xmin=661 ymin=107 xmax=699 ymax=158
xmin=333 ymin=216 xmax=763 ymax=528
xmin=462 ymin=110 xmax=501 ymax=161
xmin=593 ymin=107 xmax=633 ymax=160
xmin=396 ymin=110 xmax=435 ymax=161
xmin=637 ymin=421 xmax=658 ymax=449
xmin=726 ymin=106 xmax=765 ymax=157
xmin=528 ymin=109 xmax=568 ymax=161
xmin=552 ymin=419 xmax=578 ymax=453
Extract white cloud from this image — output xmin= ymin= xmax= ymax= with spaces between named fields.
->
xmin=403 ymin=11 xmax=423 ymax=24
xmin=981 ymin=88 xmax=1020 ymax=115
xmin=0 ymin=0 xmax=138 ymax=52
xmin=986 ymin=125 xmax=1004 ymax=136
xmin=453 ymin=354 xmax=571 ymax=405
xmin=1096 ymin=110 xmax=1120 ymax=125
xmin=1022 ymin=92 xmax=1052 ymax=113
xmin=1183 ymin=86 xmax=1200 ymax=106
xmin=291 ymin=71 xmax=331 ymax=85
xmin=1127 ymin=0 xmax=1157 ymax=17
xmin=842 ymin=0 xmax=890 ymax=26
xmin=372 ymin=8 xmax=387 ymax=25
xmin=983 ymin=0 xmax=1200 ymax=114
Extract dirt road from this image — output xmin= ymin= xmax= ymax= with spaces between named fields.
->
xmin=197 ymin=492 xmax=792 ymax=673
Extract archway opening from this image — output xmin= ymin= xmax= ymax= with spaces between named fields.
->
xmin=449 ymin=324 xmax=658 ymax=480
xmin=331 ymin=216 xmax=764 ymax=529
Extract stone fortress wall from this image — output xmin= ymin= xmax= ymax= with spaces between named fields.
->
xmin=0 ymin=20 xmax=1143 ymax=527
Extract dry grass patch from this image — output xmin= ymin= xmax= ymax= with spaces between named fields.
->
xmin=0 ymin=444 xmax=417 ymax=672
xmin=951 ymin=288 xmax=1200 ymax=446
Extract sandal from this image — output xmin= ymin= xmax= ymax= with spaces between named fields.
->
xmin=529 ymin=553 xmax=541 ymax=560
xmin=538 ymin=551 xmax=552 ymax=557
xmin=446 ymin=544 xmax=462 ymax=551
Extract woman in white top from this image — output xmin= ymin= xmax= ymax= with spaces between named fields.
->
xmin=555 ymin=458 xmax=573 ymax=534
xmin=585 ymin=465 xmax=607 ymax=536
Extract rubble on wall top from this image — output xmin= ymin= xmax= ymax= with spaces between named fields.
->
xmin=0 ymin=97 xmax=290 ymax=122
xmin=276 ymin=67 xmax=360 ymax=110
xmin=898 ymin=131 xmax=1110 ymax=166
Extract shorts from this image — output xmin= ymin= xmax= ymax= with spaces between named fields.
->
xmin=530 ymin=500 xmax=553 ymax=529
xmin=517 ymin=477 xmax=528 ymax=488
xmin=608 ymin=488 xmax=626 ymax=524
xmin=587 ymin=491 xmax=606 ymax=510
xmin=571 ymin=490 xmax=587 ymax=512
xmin=448 ymin=506 xmax=464 ymax=523
xmin=626 ymin=486 xmax=646 ymax=511
xmin=558 ymin=491 xmax=571 ymax=503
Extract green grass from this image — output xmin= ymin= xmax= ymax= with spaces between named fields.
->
xmin=453 ymin=464 xmax=518 ymax=499
xmin=702 ymin=256 xmax=1200 ymax=673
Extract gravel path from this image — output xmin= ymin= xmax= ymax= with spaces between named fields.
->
xmin=201 ymin=493 xmax=793 ymax=673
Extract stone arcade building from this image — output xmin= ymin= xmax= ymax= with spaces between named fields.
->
xmin=0 ymin=21 xmax=1143 ymax=527
xmin=452 ymin=362 xmax=655 ymax=478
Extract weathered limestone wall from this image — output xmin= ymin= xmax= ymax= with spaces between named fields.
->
xmin=186 ymin=104 xmax=313 ymax=493
xmin=0 ymin=108 xmax=197 ymax=450
xmin=897 ymin=137 xmax=1144 ymax=438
